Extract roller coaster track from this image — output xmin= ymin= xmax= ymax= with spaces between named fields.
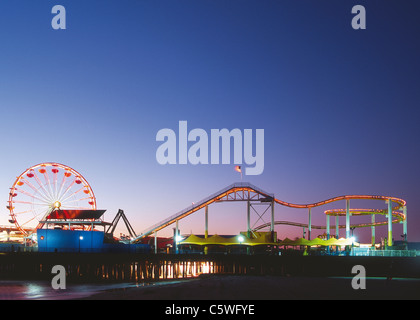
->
xmin=131 ymin=182 xmax=406 ymax=243
xmin=253 ymin=217 xmax=403 ymax=232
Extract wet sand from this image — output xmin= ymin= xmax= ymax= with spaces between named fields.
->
xmin=81 ymin=275 xmax=420 ymax=300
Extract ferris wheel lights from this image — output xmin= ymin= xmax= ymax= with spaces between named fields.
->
xmin=9 ymin=162 xmax=97 ymax=236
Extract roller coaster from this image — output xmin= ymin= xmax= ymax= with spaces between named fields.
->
xmin=132 ymin=182 xmax=407 ymax=248
xmin=4 ymin=162 xmax=407 ymax=252
xmin=4 ymin=162 xmax=408 ymax=251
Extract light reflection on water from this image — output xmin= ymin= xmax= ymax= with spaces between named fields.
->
xmin=0 ymin=280 xmax=169 ymax=300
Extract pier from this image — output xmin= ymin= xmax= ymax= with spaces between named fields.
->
xmin=1 ymin=253 xmax=420 ymax=283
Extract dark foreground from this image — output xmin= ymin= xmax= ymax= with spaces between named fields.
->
xmin=81 ymin=275 xmax=420 ymax=300
xmin=2 ymin=253 xmax=420 ymax=282
xmin=1 ymin=253 xmax=420 ymax=300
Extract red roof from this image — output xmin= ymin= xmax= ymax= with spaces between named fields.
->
xmin=46 ymin=209 xmax=106 ymax=220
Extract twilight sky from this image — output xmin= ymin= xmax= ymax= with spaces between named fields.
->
xmin=0 ymin=0 xmax=419 ymax=243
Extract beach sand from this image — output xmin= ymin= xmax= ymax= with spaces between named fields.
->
xmin=81 ymin=275 xmax=420 ymax=300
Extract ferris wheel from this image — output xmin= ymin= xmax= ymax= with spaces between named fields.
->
xmin=7 ymin=162 xmax=97 ymax=236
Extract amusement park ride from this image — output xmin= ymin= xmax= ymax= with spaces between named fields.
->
xmin=2 ymin=163 xmax=137 ymax=248
xmin=1 ymin=162 xmax=409 ymax=254
xmin=7 ymin=162 xmax=98 ymax=235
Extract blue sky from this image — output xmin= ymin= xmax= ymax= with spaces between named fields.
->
xmin=0 ymin=0 xmax=419 ymax=243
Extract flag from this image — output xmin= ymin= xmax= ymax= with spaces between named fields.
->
xmin=235 ymin=166 xmax=241 ymax=173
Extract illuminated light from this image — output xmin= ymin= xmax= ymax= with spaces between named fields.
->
xmin=79 ymin=236 xmax=84 ymax=240
xmin=40 ymin=236 xmax=44 ymax=240
xmin=53 ymin=201 xmax=61 ymax=209
xmin=237 ymin=235 xmax=245 ymax=243
xmin=175 ymin=235 xmax=184 ymax=242
xmin=202 ymin=262 xmax=210 ymax=274
xmin=273 ymin=194 xmax=406 ymax=210
xmin=350 ymin=237 xmax=356 ymax=243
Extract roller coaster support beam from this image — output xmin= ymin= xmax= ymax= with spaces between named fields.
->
xmin=247 ymin=200 xmax=251 ymax=237
xmin=326 ymin=215 xmax=330 ymax=253
xmin=204 ymin=205 xmax=209 ymax=255
xmin=154 ymin=231 xmax=157 ymax=254
xmin=326 ymin=215 xmax=330 ymax=239
xmin=403 ymin=206 xmax=407 ymax=242
xmin=335 ymin=216 xmax=339 ymax=239
xmin=346 ymin=200 xmax=350 ymax=239
xmin=371 ymin=214 xmax=375 ymax=248
xmin=271 ymin=200 xmax=275 ymax=232
xmin=175 ymin=220 xmax=179 ymax=254
xmin=388 ymin=199 xmax=393 ymax=247
xmin=270 ymin=200 xmax=275 ymax=241
xmin=205 ymin=205 xmax=209 ymax=239
xmin=308 ymin=208 xmax=312 ymax=240
xmin=335 ymin=215 xmax=339 ymax=253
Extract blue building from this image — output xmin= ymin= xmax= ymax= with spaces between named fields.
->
xmin=36 ymin=209 xmax=149 ymax=253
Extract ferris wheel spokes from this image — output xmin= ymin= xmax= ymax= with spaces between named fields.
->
xmin=7 ymin=163 xmax=97 ymax=236
xmin=61 ymin=197 xmax=92 ymax=205
xmin=32 ymin=171 xmax=55 ymax=202
xmin=59 ymin=186 xmax=86 ymax=204
xmin=13 ymin=200 xmax=51 ymax=206
xmin=41 ymin=170 xmax=54 ymax=201
xmin=56 ymin=171 xmax=70 ymax=203
xmin=19 ymin=177 xmax=52 ymax=203
xmin=57 ymin=179 xmax=77 ymax=205
xmin=14 ymin=187 xmax=51 ymax=205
